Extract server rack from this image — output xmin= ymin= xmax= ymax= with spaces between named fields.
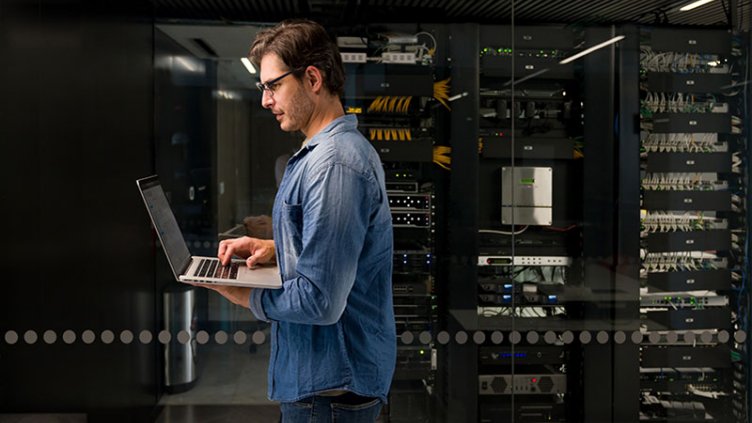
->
xmin=338 ymin=23 xmax=446 ymax=422
xmin=474 ymin=24 xmax=583 ymax=423
xmin=638 ymin=26 xmax=749 ymax=422
xmin=440 ymin=23 xmax=646 ymax=423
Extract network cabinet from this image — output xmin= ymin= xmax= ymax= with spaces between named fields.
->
xmin=338 ymin=23 xmax=447 ymax=422
xmin=638 ymin=26 xmax=748 ymax=423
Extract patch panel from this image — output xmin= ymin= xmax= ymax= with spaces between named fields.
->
xmin=640 ymin=293 xmax=728 ymax=308
xmin=478 ymin=256 xmax=572 ymax=266
xmin=388 ymin=193 xmax=432 ymax=211
xmin=392 ymin=210 xmax=432 ymax=228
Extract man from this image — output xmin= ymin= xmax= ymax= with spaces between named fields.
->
xmin=203 ymin=19 xmax=396 ymax=422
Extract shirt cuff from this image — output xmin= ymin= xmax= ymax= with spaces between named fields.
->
xmin=249 ymin=288 xmax=270 ymax=322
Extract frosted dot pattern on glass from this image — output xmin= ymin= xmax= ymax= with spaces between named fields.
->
xmin=1 ymin=329 xmax=747 ymax=349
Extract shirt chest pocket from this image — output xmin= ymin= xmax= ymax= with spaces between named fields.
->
xmin=279 ymin=201 xmax=304 ymax=261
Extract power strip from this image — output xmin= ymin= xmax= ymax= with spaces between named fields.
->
xmin=340 ymin=52 xmax=367 ymax=63
xmin=382 ymin=52 xmax=417 ymax=64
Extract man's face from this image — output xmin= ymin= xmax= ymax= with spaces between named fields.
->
xmin=259 ymin=53 xmax=313 ymax=133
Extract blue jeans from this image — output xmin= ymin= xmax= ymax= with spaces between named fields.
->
xmin=279 ymin=393 xmax=382 ymax=423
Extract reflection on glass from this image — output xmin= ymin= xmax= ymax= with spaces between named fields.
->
xmin=145 ymin=17 xmax=751 ymax=423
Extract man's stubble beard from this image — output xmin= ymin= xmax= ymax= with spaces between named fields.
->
xmin=281 ymin=86 xmax=314 ymax=133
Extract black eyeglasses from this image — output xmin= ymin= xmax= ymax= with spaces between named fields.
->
xmin=256 ymin=67 xmax=305 ymax=95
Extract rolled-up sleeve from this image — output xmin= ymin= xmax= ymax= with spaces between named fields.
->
xmin=252 ymin=162 xmax=375 ymax=325
xmin=249 ymin=288 xmax=269 ymax=322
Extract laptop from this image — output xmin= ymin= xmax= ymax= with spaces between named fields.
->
xmin=136 ymin=175 xmax=282 ymax=289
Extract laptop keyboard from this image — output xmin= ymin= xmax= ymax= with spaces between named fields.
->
xmin=196 ymin=259 xmax=239 ymax=279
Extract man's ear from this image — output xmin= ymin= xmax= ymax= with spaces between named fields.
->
xmin=305 ymin=66 xmax=323 ymax=94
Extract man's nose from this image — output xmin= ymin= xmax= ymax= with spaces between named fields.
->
xmin=261 ymin=90 xmax=273 ymax=109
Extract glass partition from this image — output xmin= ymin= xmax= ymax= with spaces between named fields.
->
xmin=149 ymin=11 xmax=752 ymax=423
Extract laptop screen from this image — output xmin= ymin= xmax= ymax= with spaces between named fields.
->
xmin=136 ymin=176 xmax=192 ymax=281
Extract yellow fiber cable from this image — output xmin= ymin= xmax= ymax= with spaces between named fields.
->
xmin=402 ymin=96 xmax=412 ymax=113
xmin=433 ymin=160 xmax=451 ymax=171
xmin=433 ymin=145 xmax=452 ymax=171
xmin=387 ymin=97 xmax=399 ymax=113
xmin=433 ymin=78 xmax=451 ymax=110
xmin=369 ymin=96 xmax=389 ymax=113
xmin=394 ymin=97 xmax=403 ymax=114
xmin=367 ymin=97 xmax=379 ymax=113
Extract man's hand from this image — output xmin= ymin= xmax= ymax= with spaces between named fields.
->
xmin=217 ymin=236 xmax=276 ymax=268
xmin=187 ymin=236 xmax=277 ymax=309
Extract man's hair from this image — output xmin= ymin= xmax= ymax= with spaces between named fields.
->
xmin=250 ymin=19 xmax=345 ymax=98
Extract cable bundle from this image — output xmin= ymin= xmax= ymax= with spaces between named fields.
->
xmin=433 ymin=145 xmax=451 ymax=171
xmin=642 ymin=254 xmax=721 ymax=274
xmin=641 ymin=211 xmax=718 ymax=234
xmin=367 ymin=96 xmax=413 ymax=114
xmin=641 ymin=133 xmax=720 ymax=153
xmin=641 ymin=173 xmax=722 ymax=191
xmin=640 ymin=46 xmax=726 ymax=73
xmin=732 ymin=151 xmax=742 ymax=173
xmin=433 ymin=78 xmax=451 ymax=110
xmin=368 ymin=128 xmax=412 ymax=141
xmin=641 ymin=92 xmax=719 ymax=114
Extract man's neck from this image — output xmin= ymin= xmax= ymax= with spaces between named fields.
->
xmin=301 ymin=97 xmax=345 ymax=139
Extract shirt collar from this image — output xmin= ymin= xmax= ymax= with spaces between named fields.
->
xmin=292 ymin=114 xmax=358 ymax=158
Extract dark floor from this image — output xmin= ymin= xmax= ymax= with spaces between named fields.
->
xmin=155 ymin=335 xmax=278 ymax=422
xmin=0 ymin=415 xmax=87 ymax=423
xmin=154 ymin=405 xmax=280 ymax=423
xmin=159 ymin=341 xmax=271 ymax=406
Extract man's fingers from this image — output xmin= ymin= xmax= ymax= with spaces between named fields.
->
xmin=247 ymin=248 xmax=266 ymax=267
xmin=220 ymin=244 xmax=237 ymax=265
xmin=247 ymin=245 xmax=272 ymax=268
xmin=218 ymin=240 xmax=231 ymax=264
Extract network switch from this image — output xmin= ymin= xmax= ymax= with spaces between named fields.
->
xmin=479 ymin=374 xmax=567 ymax=395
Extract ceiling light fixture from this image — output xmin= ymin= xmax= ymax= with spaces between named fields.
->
xmin=503 ymin=68 xmax=550 ymax=86
xmin=559 ymin=35 xmax=626 ymax=64
xmin=240 ymin=57 xmax=257 ymax=74
xmin=174 ymin=56 xmax=198 ymax=72
xmin=679 ymin=0 xmax=715 ymax=11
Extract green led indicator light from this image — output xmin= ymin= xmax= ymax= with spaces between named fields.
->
xmin=520 ymin=178 xmax=535 ymax=185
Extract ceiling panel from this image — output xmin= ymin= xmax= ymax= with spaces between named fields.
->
xmin=151 ymin=0 xmax=751 ymax=29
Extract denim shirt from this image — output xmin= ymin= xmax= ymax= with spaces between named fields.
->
xmin=249 ymin=114 xmax=396 ymax=403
